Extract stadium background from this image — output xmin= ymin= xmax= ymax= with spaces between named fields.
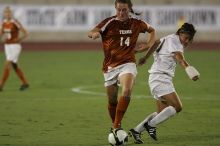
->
xmin=0 ymin=0 xmax=220 ymax=146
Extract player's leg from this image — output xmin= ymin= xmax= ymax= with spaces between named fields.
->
xmin=0 ymin=61 xmax=11 ymax=91
xmin=156 ymin=99 xmax=169 ymax=113
xmin=106 ymin=83 xmax=119 ymax=124
xmin=129 ymin=99 xmax=168 ymax=143
xmin=11 ymin=44 xmax=29 ymax=90
xmin=113 ymin=73 xmax=134 ymax=129
xmin=148 ymin=92 xmax=182 ymax=127
xmin=133 ymin=112 xmax=158 ymax=133
xmin=145 ymin=92 xmax=182 ymax=140
xmin=129 ymin=99 xmax=161 ymax=143
xmin=129 ymin=111 xmax=157 ymax=144
xmin=143 ymin=100 xmax=168 ymax=140
xmin=0 ymin=44 xmax=13 ymax=91
xmin=130 ymin=112 xmax=157 ymax=132
xmin=11 ymin=62 xmax=29 ymax=90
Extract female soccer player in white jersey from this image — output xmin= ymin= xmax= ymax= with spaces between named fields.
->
xmin=0 ymin=6 xmax=29 ymax=91
xmin=129 ymin=23 xmax=200 ymax=144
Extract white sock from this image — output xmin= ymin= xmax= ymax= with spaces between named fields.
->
xmin=134 ymin=112 xmax=157 ymax=133
xmin=148 ymin=106 xmax=176 ymax=127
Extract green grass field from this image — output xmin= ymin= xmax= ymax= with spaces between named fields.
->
xmin=0 ymin=50 xmax=220 ymax=146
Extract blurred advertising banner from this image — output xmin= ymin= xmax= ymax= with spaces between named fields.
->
xmin=0 ymin=5 xmax=219 ymax=32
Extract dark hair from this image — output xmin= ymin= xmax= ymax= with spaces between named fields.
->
xmin=115 ymin=0 xmax=141 ymax=15
xmin=176 ymin=23 xmax=196 ymax=41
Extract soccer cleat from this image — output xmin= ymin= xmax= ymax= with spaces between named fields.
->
xmin=19 ymin=84 xmax=29 ymax=91
xmin=109 ymin=127 xmax=128 ymax=146
xmin=144 ymin=122 xmax=157 ymax=141
xmin=129 ymin=129 xmax=144 ymax=144
xmin=111 ymin=127 xmax=123 ymax=136
xmin=110 ymin=127 xmax=123 ymax=143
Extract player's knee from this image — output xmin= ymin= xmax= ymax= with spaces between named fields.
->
xmin=122 ymin=88 xmax=132 ymax=97
xmin=108 ymin=95 xmax=118 ymax=104
xmin=11 ymin=62 xmax=18 ymax=70
xmin=5 ymin=61 xmax=12 ymax=69
xmin=108 ymin=101 xmax=117 ymax=106
xmin=175 ymin=105 xmax=182 ymax=113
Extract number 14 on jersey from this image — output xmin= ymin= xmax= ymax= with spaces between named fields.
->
xmin=120 ymin=37 xmax=130 ymax=46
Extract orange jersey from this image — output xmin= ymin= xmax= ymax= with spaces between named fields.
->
xmin=96 ymin=16 xmax=150 ymax=72
xmin=1 ymin=19 xmax=20 ymax=44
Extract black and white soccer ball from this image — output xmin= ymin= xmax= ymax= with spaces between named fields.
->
xmin=108 ymin=129 xmax=128 ymax=146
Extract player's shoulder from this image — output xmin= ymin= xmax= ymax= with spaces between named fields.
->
xmin=130 ymin=15 xmax=151 ymax=27
xmin=103 ymin=15 xmax=117 ymax=22
xmin=97 ymin=15 xmax=117 ymax=30
xmin=165 ymin=34 xmax=179 ymax=43
xmin=12 ymin=18 xmax=20 ymax=24
xmin=130 ymin=15 xmax=143 ymax=22
xmin=98 ymin=15 xmax=117 ymax=26
xmin=1 ymin=19 xmax=8 ymax=25
xmin=166 ymin=34 xmax=177 ymax=39
xmin=3 ymin=18 xmax=21 ymax=26
xmin=1 ymin=19 xmax=10 ymax=27
xmin=166 ymin=34 xmax=183 ymax=50
xmin=12 ymin=19 xmax=22 ymax=28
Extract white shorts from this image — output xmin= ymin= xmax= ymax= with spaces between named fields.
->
xmin=149 ymin=73 xmax=176 ymax=100
xmin=4 ymin=44 xmax=22 ymax=63
xmin=103 ymin=63 xmax=137 ymax=87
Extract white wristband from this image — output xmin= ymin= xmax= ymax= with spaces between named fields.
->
xmin=185 ymin=66 xmax=200 ymax=79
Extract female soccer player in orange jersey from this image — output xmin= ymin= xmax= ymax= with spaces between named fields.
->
xmin=88 ymin=0 xmax=156 ymax=133
xmin=0 ymin=6 xmax=29 ymax=91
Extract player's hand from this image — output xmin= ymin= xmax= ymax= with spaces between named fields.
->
xmin=134 ymin=43 xmax=150 ymax=53
xmin=192 ymin=75 xmax=199 ymax=81
xmin=15 ymin=38 xmax=22 ymax=43
xmin=138 ymin=57 xmax=147 ymax=66
xmin=88 ymin=32 xmax=100 ymax=40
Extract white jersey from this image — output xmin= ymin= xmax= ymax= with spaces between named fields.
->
xmin=148 ymin=34 xmax=184 ymax=77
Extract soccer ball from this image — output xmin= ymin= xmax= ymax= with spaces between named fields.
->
xmin=108 ymin=129 xmax=128 ymax=146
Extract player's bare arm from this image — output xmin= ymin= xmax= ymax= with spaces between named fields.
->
xmin=174 ymin=52 xmax=200 ymax=81
xmin=0 ymin=24 xmax=3 ymax=43
xmin=138 ymin=39 xmax=161 ymax=66
xmin=16 ymin=20 xmax=29 ymax=42
xmin=174 ymin=52 xmax=189 ymax=68
xmin=146 ymin=25 xmax=156 ymax=48
xmin=135 ymin=25 xmax=156 ymax=53
xmin=0 ymin=24 xmax=3 ymax=37
xmin=88 ymin=27 xmax=101 ymax=40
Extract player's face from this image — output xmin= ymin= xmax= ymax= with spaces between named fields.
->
xmin=3 ymin=8 xmax=12 ymax=19
xmin=179 ymin=33 xmax=192 ymax=47
xmin=115 ymin=3 xmax=130 ymax=21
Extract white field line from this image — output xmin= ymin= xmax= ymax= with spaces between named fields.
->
xmin=71 ymin=85 xmax=152 ymax=99
xmin=71 ymin=85 xmax=220 ymax=101
xmin=71 ymin=85 xmax=195 ymax=100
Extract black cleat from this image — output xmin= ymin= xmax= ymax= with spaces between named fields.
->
xmin=110 ymin=127 xmax=123 ymax=136
xmin=19 ymin=84 xmax=29 ymax=91
xmin=129 ymin=129 xmax=144 ymax=144
xmin=144 ymin=122 xmax=157 ymax=141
